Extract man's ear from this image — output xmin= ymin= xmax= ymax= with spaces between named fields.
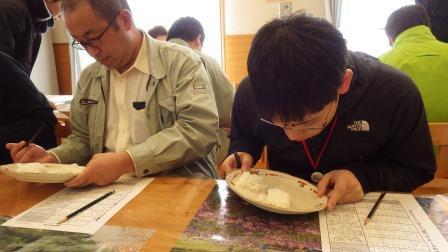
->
xmin=388 ymin=35 xmax=395 ymax=46
xmin=191 ymin=35 xmax=202 ymax=50
xmin=117 ymin=9 xmax=133 ymax=30
xmin=338 ymin=69 xmax=353 ymax=95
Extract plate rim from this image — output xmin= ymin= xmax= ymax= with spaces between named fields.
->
xmin=0 ymin=163 xmax=84 ymax=183
xmin=226 ymin=168 xmax=328 ymax=214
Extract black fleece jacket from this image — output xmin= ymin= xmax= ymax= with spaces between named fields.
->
xmin=0 ymin=0 xmax=53 ymax=75
xmin=0 ymin=51 xmax=57 ymax=165
xmin=229 ymin=52 xmax=435 ymax=193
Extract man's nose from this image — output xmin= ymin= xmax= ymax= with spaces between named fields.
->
xmin=86 ymin=46 xmax=101 ymax=58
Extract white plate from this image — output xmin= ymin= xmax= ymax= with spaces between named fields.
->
xmin=0 ymin=163 xmax=84 ymax=183
xmin=226 ymin=169 xmax=327 ymax=214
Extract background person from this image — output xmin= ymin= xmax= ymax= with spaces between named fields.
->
xmin=380 ymin=5 xmax=448 ymax=122
xmin=415 ymin=0 xmax=448 ymax=43
xmin=167 ymin=16 xmax=234 ymax=167
xmin=148 ymin=25 xmax=167 ymax=41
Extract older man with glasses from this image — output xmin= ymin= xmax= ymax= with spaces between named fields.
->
xmin=221 ymin=12 xmax=435 ymax=210
xmin=7 ymin=0 xmax=220 ymax=187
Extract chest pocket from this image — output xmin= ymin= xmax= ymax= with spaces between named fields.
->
xmin=158 ymin=95 xmax=176 ymax=128
xmin=79 ymin=97 xmax=99 ymax=123
xmin=130 ymin=101 xmax=149 ymax=145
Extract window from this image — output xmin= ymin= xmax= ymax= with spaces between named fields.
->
xmin=77 ymin=0 xmax=222 ymax=73
xmin=339 ymin=0 xmax=414 ymax=57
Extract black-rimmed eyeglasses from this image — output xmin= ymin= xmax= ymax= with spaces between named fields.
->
xmin=71 ymin=11 xmax=121 ymax=50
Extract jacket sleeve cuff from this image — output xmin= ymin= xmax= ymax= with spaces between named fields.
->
xmin=47 ymin=151 xmax=61 ymax=164
xmin=125 ymin=150 xmax=137 ymax=176
xmin=126 ymin=145 xmax=155 ymax=177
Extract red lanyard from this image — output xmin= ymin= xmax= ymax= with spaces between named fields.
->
xmin=301 ymin=117 xmax=338 ymax=171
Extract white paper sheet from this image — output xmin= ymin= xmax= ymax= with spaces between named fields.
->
xmin=319 ymin=192 xmax=448 ymax=251
xmin=2 ymin=177 xmax=153 ymax=234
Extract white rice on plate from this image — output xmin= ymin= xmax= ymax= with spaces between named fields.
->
xmin=14 ymin=163 xmax=83 ymax=174
xmin=235 ymin=171 xmax=291 ymax=208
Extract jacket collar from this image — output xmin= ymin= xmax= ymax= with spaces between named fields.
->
xmin=337 ymin=51 xmax=377 ymax=116
xmin=168 ymin=38 xmax=191 ymax=49
xmin=393 ymin=25 xmax=436 ymax=48
xmin=146 ymin=33 xmax=167 ymax=79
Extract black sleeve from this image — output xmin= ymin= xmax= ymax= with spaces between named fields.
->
xmin=345 ymin=77 xmax=435 ymax=193
xmin=0 ymin=3 xmax=26 ymax=59
xmin=0 ymin=53 xmax=57 ymax=164
xmin=228 ymin=77 xmax=265 ymax=160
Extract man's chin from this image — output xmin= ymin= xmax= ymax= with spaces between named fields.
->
xmin=98 ymin=57 xmax=109 ymax=65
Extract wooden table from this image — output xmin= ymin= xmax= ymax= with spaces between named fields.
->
xmin=0 ymin=174 xmax=446 ymax=251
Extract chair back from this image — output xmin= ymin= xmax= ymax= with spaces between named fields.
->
xmin=429 ymin=123 xmax=448 ymax=178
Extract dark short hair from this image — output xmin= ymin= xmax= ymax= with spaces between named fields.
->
xmin=61 ymin=0 xmax=130 ymax=28
xmin=167 ymin=16 xmax=205 ymax=45
xmin=248 ymin=11 xmax=347 ymax=122
xmin=148 ymin=25 xmax=167 ymax=38
xmin=385 ymin=5 xmax=430 ymax=40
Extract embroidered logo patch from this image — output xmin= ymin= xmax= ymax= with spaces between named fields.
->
xmin=193 ymin=83 xmax=208 ymax=90
xmin=347 ymin=120 xmax=370 ymax=132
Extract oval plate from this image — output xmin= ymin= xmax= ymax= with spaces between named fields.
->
xmin=0 ymin=163 xmax=84 ymax=183
xmin=226 ymin=169 xmax=327 ymax=214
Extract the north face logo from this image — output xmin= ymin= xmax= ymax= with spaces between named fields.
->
xmin=347 ymin=120 xmax=370 ymax=132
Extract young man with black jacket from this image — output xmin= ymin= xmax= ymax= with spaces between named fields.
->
xmin=221 ymin=12 xmax=435 ymax=210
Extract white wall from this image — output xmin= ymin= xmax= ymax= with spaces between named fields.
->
xmin=30 ymin=33 xmax=59 ymax=95
xmin=225 ymin=0 xmax=325 ymax=35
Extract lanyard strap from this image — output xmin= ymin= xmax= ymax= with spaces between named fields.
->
xmin=301 ymin=117 xmax=338 ymax=170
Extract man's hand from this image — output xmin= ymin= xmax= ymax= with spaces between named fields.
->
xmin=220 ymin=152 xmax=254 ymax=175
xmin=6 ymin=141 xmax=57 ymax=163
xmin=317 ymin=169 xmax=364 ymax=210
xmin=64 ymin=152 xmax=135 ymax=188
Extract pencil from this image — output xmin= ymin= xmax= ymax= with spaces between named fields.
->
xmin=57 ymin=190 xmax=115 ymax=224
xmin=24 ymin=123 xmax=46 ymax=147
xmin=233 ymin=152 xmax=242 ymax=168
xmin=364 ymin=191 xmax=386 ymax=225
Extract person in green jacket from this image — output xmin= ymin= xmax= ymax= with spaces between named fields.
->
xmin=167 ymin=16 xmax=234 ymax=168
xmin=380 ymin=5 xmax=448 ymax=122
xmin=7 ymin=0 xmax=220 ymax=186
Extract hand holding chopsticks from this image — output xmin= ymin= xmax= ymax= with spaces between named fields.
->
xmin=24 ymin=123 xmax=46 ymax=147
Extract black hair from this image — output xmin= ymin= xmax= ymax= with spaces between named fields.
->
xmin=248 ymin=11 xmax=347 ymax=122
xmin=385 ymin=5 xmax=430 ymax=40
xmin=148 ymin=25 xmax=167 ymax=38
xmin=167 ymin=16 xmax=205 ymax=45
xmin=61 ymin=0 xmax=130 ymax=29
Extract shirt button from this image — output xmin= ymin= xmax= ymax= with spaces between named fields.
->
xmin=143 ymin=169 xmax=149 ymax=174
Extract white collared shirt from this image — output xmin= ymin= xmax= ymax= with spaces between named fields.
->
xmin=104 ymin=33 xmax=150 ymax=152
